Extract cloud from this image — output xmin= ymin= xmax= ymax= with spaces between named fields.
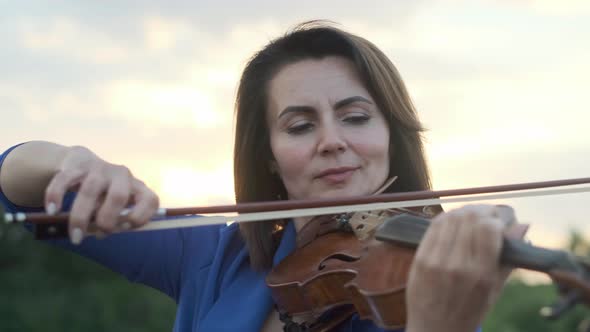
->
xmin=503 ymin=0 xmax=590 ymax=16
xmin=142 ymin=15 xmax=195 ymax=51
xmin=102 ymin=79 xmax=221 ymax=129
xmin=17 ymin=16 xmax=133 ymax=64
xmin=156 ymin=162 xmax=235 ymax=206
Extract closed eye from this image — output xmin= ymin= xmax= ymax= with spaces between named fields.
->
xmin=287 ymin=122 xmax=314 ymax=135
xmin=343 ymin=114 xmax=370 ymax=125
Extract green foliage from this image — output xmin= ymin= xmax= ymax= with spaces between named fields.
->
xmin=484 ymin=279 xmax=590 ymax=331
xmin=484 ymin=228 xmax=590 ymax=331
xmin=567 ymin=229 xmax=590 ymax=259
xmin=0 ymin=224 xmax=175 ymax=332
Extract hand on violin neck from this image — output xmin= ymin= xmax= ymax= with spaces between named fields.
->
xmin=405 ymin=204 xmax=529 ymax=332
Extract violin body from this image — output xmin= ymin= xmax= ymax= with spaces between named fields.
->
xmin=266 ymin=206 xmax=434 ymax=329
xmin=267 ymin=222 xmax=415 ymax=329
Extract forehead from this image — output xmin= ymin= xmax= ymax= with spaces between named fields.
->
xmin=267 ymin=56 xmax=371 ymax=116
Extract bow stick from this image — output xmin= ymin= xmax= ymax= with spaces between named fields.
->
xmin=2 ymin=177 xmax=590 ymax=235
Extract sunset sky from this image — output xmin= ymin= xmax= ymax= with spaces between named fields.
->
xmin=2 ymin=1 xmax=590 ymax=278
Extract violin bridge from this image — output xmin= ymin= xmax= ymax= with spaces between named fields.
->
xmin=348 ymin=210 xmax=389 ymax=240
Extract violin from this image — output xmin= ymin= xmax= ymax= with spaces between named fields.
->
xmin=266 ymin=207 xmax=590 ymax=330
xmin=4 ymin=177 xmax=590 ymax=329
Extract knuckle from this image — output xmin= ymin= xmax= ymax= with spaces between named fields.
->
xmin=78 ymin=185 xmax=98 ymax=198
xmin=117 ymin=165 xmax=132 ymax=176
xmin=478 ymin=219 xmax=502 ymax=234
xmin=110 ymin=164 xmax=132 ymax=180
xmin=62 ymin=168 xmax=83 ymax=179
xmin=461 ymin=209 xmax=480 ymax=222
xmin=474 ymin=216 xmax=504 ymax=238
xmin=80 ymin=176 xmax=103 ymax=195
xmin=89 ymin=161 xmax=106 ymax=174
xmin=108 ymin=190 xmax=129 ymax=206
xmin=446 ymin=265 xmax=479 ymax=284
xmin=445 ymin=267 xmax=466 ymax=281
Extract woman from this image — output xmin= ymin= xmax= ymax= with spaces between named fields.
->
xmin=0 ymin=22 xmax=526 ymax=331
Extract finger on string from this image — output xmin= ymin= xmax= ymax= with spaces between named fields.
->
xmin=472 ymin=214 xmax=504 ymax=274
xmin=449 ymin=210 xmax=479 ymax=269
xmin=412 ymin=212 xmax=446 ymax=271
xmin=446 ymin=205 xmax=501 ymax=278
xmin=435 ymin=210 xmax=464 ymax=267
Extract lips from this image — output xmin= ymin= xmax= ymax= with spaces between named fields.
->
xmin=315 ymin=166 xmax=359 ymax=184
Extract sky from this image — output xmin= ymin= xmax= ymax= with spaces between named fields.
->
xmin=2 ymin=0 xmax=590 ymax=281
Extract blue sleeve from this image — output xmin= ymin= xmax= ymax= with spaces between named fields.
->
xmin=0 ymin=144 xmax=219 ymax=302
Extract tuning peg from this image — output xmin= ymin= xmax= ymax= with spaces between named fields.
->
xmin=539 ymin=290 xmax=581 ymax=320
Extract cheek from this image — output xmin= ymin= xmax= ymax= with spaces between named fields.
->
xmin=271 ymin=138 xmax=312 ymax=180
xmin=358 ymin=142 xmax=390 ymax=171
xmin=353 ymin=129 xmax=390 ymax=165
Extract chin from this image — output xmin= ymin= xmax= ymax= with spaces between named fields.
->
xmin=315 ymin=186 xmax=369 ymax=199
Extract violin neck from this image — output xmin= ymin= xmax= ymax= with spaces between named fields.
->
xmin=500 ymin=238 xmax=579 ymax=274
xmin=376 ymin=214 xmax=580 ymax=274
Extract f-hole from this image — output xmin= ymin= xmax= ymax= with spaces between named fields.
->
xmin=318 ymin=253 xmax=360 ymax=271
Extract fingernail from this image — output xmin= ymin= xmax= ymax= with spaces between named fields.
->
xmin=70 ymin=228 xmax=84 ymax=245
xmin=120 ymin=222 xmax=131 ymax=230
xmin=46 ymin=202 xmax=57 ymax=215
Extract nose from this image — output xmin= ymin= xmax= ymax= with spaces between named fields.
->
xmin=317 ymin=122 xmax=347 ymax=156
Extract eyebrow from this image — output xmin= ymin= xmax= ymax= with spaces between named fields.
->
xmin=278 ymin=96 xmax=373 ymax=119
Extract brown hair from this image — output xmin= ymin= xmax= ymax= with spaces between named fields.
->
xmin=234 ymin=21 xmax=432 ymax=270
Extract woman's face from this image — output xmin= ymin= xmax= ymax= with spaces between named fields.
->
xmin=267 ymin=56 xmax=390 ymax=200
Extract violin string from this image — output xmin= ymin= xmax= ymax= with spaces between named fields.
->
xmin=118 ymin=185 xmax=590 ymax=232
xmin=389 ymin=207 xmax=427 ymax=217
xmin=356 ymin=209 xmax=418 ymax=220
